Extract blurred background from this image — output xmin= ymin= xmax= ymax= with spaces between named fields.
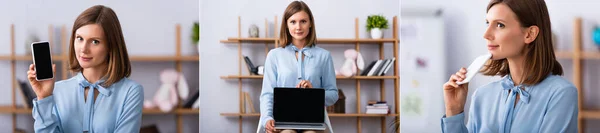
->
xmin=0 ymin=0 xmax=199 ymax=133
xmin=200 ymin=0 xmax=399 ymax=132
xmin=401 ymin=0 xmax=600 ymax=132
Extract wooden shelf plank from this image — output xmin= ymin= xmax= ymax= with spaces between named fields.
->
xmin=583 ymin=52 xmax=600 ymax=59
xmin=220 ymin=75 xmax=264 ymax=79
xmin=0 ymin=106 xmax=198 ymax=115
xmin=220 ymin=113 xmax=398 ymax=117
xmin=220 ymin=38 xmax=278 ymax=43
xmin=129 ymin=56 xmax=199 ymax=61
xmin=143 ymin=108 xmax=200 ymax=114
xmin=555 ymin=51 xmax=572 ymax=59
xmin=317 ymin=38 xmax=397 ymax=44
xmin=0 ymin=106 xmax=31 ymax=114
xmin=0 ymin=55 xmax=200 ymax=61
xmin=554 ymin=51 xmax=600 ymax=59
xmin=175 ymin=108 xmax=200 ymax=114
xmin=221 ymin=75 xmax=397 ymax=80
xmin=220 ymin=38 xmax=398 ymax=44
xmin=0 ymin=55 xmax=65 ymax=61
xmin=582 ymin=110 xmax=600 ymax=119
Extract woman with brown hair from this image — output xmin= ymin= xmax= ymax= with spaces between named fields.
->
xmin=28 ymin=5 xmax=143 ymax=132
xmin=441 ymin=0 xmax=578 ymax=132
xmin=259 ymin=1 xmax=338 ymax=133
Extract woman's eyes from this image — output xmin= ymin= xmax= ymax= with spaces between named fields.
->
xmin=290 ymin=20 xmax=307 ymax=24
xmin=75 ymin=36 xmax=100 ymax=45
xmin=497 ymin=23 xmax=505 ymax=28
xmin=485 ymin=21 xmax=505 ymax=28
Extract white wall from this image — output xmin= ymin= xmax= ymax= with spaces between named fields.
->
xmin=199 ymin=0 xmax=399 ymax=132
xmin=402 ymin=0 xmax=600 ymax=132
xmin=0 ymin=0 xmax=199 ymax=133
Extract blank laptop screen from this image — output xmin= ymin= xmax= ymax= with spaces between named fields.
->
xmin=273 ymin=87 xmax=325 ymax=123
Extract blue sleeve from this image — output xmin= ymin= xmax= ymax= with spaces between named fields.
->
xmin=114 ymin=85 xmax=144 ymax=133
xmin=539 ymin=86 xmax=578 ymax=133
xmin=441 ymin=87 xmax=479 ymax=133
xmin=322 ymin=53 xmax=338 ymax=106
xmin=260 ymin=51 xmax=277 ymax=128
xmin=33 ymin=96 xmax=63 ymax=133
xmin=441 ymin=112 xmax=468 ymax=133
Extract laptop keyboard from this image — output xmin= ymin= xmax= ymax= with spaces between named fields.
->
xmin=276 ymin=123 xmax=324 ymax=129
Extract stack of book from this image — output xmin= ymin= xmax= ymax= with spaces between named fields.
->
xmin=365 ymin=101 xmax=389 ymax=114
xmin=360 ymin=58 xmax=396 ymax=76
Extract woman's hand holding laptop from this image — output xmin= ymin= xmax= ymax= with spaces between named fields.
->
xmin=297 ymin=80 xmax=313 ymax=88
xmin=265 ymin=119 xmax=277 ymax=133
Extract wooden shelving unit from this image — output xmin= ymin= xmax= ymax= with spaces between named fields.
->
xmin=554 ymin=17 xmax=600 ymax=133
xmin=1 ymin=24 xmax=199 ymax=133
xmin=220 ymin=113 xmax=400 ymax=117
xmin=220 ymin=75 xmax=398 ymax=80
xmin=219 ymin=16 xmax=399 ymax=133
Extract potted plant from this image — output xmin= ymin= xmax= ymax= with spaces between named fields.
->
xmin=366 ymin=14 xmax=389 ymax=39
xmin=191 ymin=21 xmax=199 ymax=54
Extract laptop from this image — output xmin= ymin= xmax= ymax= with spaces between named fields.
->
xmin=273 ymin=87 xmax=325 ymax=130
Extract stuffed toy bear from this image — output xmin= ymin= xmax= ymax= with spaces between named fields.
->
xmin=335 ymin=49 xmax=365 ymax=77
xmin=143 ymin=69 xmax=190 ymax=112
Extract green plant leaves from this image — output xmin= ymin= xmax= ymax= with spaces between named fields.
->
xmin=192 ymin=22 xmax=199 ymax=45
xmin=366 ymin=14 xmax=389 ymax=31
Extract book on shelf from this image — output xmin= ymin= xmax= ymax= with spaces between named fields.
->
xmin=366 ymin=60 xmax=383 ymax=76
xmin=244 ymin=92 xmax=256 ymax=113
xmin=242 ymin=91 xmax=256 ymax=113
xmin=366 ymin=100 xmax=389 ymax=114
xmin=182 ymin=89 xmax=199 ymax=108
xmin=380 ymin=58 xmax=396 ymax=76
xmin=244 ymin=56 xmax=264 ymax=75
xmin=360 ymin=61 xmax=377 ymax=76
xmin=17 ymin=79 xmax=36 ymax=108
xmin=140 ymin=124 xmax=160 ymax=133
xmin=360 ymin=58 xmax=396 ymax=76
xmin=378 ymin=58 xmax=395 ymax=76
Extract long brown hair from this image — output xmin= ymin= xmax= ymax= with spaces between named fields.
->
xmin=481 ymin=0 xmax=563 ymax=85
xmin=279 ymin=1 xmax=317 ymax=48
xmin=68 ymin=5 xmax=131 ymax=87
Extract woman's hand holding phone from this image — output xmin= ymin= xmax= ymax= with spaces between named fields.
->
xmin=28 ymin=64 xmax=56 ymax=100
xmin=443 ymin=67 xmax=469 ymax=117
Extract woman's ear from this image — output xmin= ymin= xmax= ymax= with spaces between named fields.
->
xmin=524 ymin=25 xmax=539 ymax=44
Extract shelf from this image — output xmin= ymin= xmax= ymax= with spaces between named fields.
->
xmin=0 ymin=55 xmax=66 ymax=61
xmin=0 ymin=106 xmax=32 ymax=114
xmin=221 ymin=75 xmax=398 ymax=80
xmin=554 ymin=51 xmax=600 ymax=59
xmin=316 ymin=38 xmax=398 ymax=44
xmin=220 ymin=38 xmax=278 ymax=43
xmin=129 ymin=56 xmax=199 ymax=61
xmin=220 ymin=38 xmax=398 ymax=44
xmin=0 ymin=55 xmax=199 ymax=62
xmin=220 ymin=113 xmax=398 ymax=117
xmin=581 ymin=110 xmax=600 ymax=119
xmin=220 ymin=75 xmax=264 ymax=79
xmin=142 ymin=108 xmax=199 ymax=114
xmin=0 ymin=106 xmax=198 ymax=115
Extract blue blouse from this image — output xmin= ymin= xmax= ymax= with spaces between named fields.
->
xmin=32 ymin=72 xmax=144 ymax=133
xmin=259 ymin=44 xmax=339 ymax=128
xmin=441 ymin=75 xmax=578 ymax=133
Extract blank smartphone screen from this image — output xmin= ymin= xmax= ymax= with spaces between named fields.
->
xmin=32 ymin=42 xmax=53 ymax=80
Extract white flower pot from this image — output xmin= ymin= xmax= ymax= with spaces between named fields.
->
xmin=370 ymin=28 xmax=383 ymax=39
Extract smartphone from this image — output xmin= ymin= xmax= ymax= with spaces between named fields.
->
xmin=457 ymin=53 xmax=492 ymax=85
xmin=31 ymin=41 xmax=54 ymax=81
